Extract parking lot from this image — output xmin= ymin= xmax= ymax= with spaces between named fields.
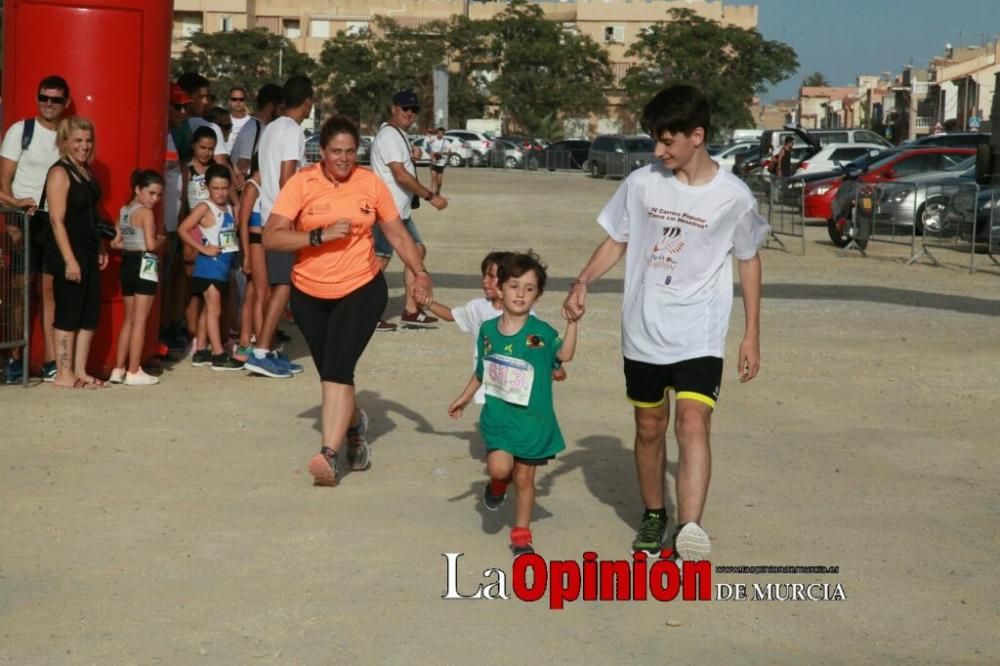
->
xmin=1 ymin=168 xmax=998 ymax=663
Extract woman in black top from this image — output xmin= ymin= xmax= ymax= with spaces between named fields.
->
xmin=44 ymin=116 xmax=109 ymax=388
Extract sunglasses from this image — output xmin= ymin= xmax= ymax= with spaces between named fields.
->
xmin=37 ymin=94 xmax=66 ymax=105
xmin=401 ymin=106 xmax=420 ymax=113
xmin=229 ymin=97 xmax=246 ymax=102
xmin=171 ymin=103 xmax=187 ymax=111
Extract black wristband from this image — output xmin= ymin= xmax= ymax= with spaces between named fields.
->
xmin=423 ymin=192 xmax=434 ymax=202
xmin=309 ymin=228 xmax=323 ymax=247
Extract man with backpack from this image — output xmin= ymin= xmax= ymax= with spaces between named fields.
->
xmin=0 ymin=75 xmax=71 ymax=383
xmin=230 ymin=83 xmax=284 ymax=181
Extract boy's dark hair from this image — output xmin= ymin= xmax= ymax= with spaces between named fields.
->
xmin=257 ymin=83 xmax=284 ymax=110
xmin=641 ymin=84 xmax=711 ymax=139
xmin=206 ymin=106 xmax=231 ymax=126
xmin=497 ymin=250 xmax=547 ymax=295
xmin=38 ymin=75 xmax=70 ymax=98
xmin=319 ymin=115 xmax=360 ymax=149
xmin=178 ymin=72 xmax=210 ymax=95
xmin=130 ymin=169 xmax=164 ymax=190
xmin=192 ymin=126 xmax=217 ymax=145
xmin=481 ymin=250 xmax=514 ymax=276
xmin=205 ymin=164 xmax=231 ymax=184
xmin=283 ymin=76 xmax=313 ymax=109
xmin=783 ymin=136 xmax=795 ymax=145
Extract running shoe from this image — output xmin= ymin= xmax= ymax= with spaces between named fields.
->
xmin=308 ymin=446 xmax=339 ymax=487
xmin=673 ymin=522 xmax=711 ymax=562
xmin=345 ymin=408 xmax=371 ymax=471
xmin=375 ymin=319 xmax=397 ymax=332
xmin=400 ymin=310 xmax=439 ymax=328
xmin=510 ymin=527 xmax=534 ymax=556
xmin=42 ymin=361 xmax=58 ymax=383
xmin=631 ymin=512 xmax=668 ymax=554
xmin=244 ymin=353 xmax=292 ymax=378
xmin=211 ymin=354 xmax=245 ymax=372
xmin=273 ymin=351 xmax=303 ymax=375
xmin=233 ymin=345 xmax=253 ymax=363
xmin=124 ymin=369 xmax=160 ymax=385
xmin=3 ymin=358 xmax=23 ymax=384
xmin=108 ymin=368 xmax=126 ymax=384
xmin=191 ymin=349 xmax=213 ymax=367
xmin=483 ymin=481 xmax=507 ymax=511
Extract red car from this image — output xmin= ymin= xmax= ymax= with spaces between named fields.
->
xmin=803 ymin=147 xmax=975 ymax=247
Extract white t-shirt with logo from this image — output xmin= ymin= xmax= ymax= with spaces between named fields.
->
xmin=0 ymin=119 xmax=60 ymax=202
xmin=257 ymin=116 xmax=305 ymax=224
xmin=370 ymin=123 xmax=415 ymax=219
xmin=598 ymin=163 xmax=769 ymax=365
xmin=187 ymin=117 xmax=228 ymax=157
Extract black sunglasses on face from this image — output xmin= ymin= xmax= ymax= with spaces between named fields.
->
xmin=38 ymin=94 xmax=66 ymax=105
xmin=229 ymin=97 xmax=245 ymax=102
xmin=401 ymin=106 xmax=420 ymax=113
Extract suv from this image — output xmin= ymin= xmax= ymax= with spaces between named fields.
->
xmin=902 ymin=132 xmax=991 ymax=149
xmin=445 ymin=130 xmax=493 ymax=167
xmin=587 ymin=135 xmax=655 ymax=178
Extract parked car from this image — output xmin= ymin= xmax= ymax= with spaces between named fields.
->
xmin=587 ymin=134 xmax=655 ymax=178
xmin=498 ymin=135 xmax=546 ymax=159
xmin=794 ymin=143 xmax=886 ymax=174
xmin=902 ymin=132 xmax=991 ymax=149
xmin=446 ymin=129 xmax=493 ymax=167
xmin=860 ymin=157 xmax=975 ymax=234
xmin=541 ymin=139 xmax=591 ymax=170
xmin=761 ymin=126 xmax=891 ymax=156
xmin=945 ymin=184 xmax=1000 ymax=246
xmin=489 ymin=139 xmax=528 ymax=169
xmin=819 ymin=147 xmax=975 ymax=247
xmin=412 ymin=135 xmax=473 ymax=167
xmin=713 ymin=142 xmax=760 ymax=172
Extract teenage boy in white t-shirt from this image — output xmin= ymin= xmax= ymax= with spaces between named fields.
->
xmin=562 ymin=85 xmax=769 ymax=562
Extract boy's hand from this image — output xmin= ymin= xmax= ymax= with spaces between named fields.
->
xmin=202 ymin=245 xmax=221 ymax=257
xmin=448 ymin=395 xmax=470 ymax=420
xmin=562 ymin=281 xmax=587 ymax=321
xmin=737 ymin=336 xmax=760 ymax=383
xmin=552 ymin=367 xmax=567 ymax=382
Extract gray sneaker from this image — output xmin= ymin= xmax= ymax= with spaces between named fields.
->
xmin=345 ymin=408 xmax=371 ymax=471
xmin=673 ymin=522 xmax=711 ymax=562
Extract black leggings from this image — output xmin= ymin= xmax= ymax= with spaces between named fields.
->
xmin=290 ymin=273 xmax=387 ymax=384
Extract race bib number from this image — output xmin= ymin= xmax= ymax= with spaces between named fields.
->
xmin=483 ymin=354 xmax=534 ymax=406
xmin=139 ymin=252 xmax=159 ymax=283
xmin=219 ymin=229 xmax=238 ymax=253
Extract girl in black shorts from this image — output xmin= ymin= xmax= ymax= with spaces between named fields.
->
xmin=109 ymin=170 xmax=165 ymax=386
xmin=235 ymin=160 xmax=266 ymax=361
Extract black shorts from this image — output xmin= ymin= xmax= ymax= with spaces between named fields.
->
xmin=249 ymin=230 xmax=262 ymax=245
xmin=430 ymin=165 xmax=445 ymax=174
xmin=290 ymin=273 xmax=388 ymax=385
xmin=624 ymin=356 xmax=723 ymax=409
xmin=266 ymin=249 xmax=293 ymax=286
xmin=191 ymin=276 xmax=228 ymax=296
xmin=120 ymin=253 xmax=158 ymax=296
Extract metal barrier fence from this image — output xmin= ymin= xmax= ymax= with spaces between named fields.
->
xmin=845 ymin=179 xmax=998 ymax=273
xmin=743 ymin=174 xmax=807 ymax=254
xmin=0 ymin=207 xmax=31 ymax=386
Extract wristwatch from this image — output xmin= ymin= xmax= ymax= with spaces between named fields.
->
xmin=309 ymin=228 xmax=323 ymax=246
xmin=423 ymin=192 xmax=434 ymax=202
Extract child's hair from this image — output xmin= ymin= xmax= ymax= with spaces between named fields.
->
xmin=480 ymin=250 xmax=514 ymax=277
xmin=131 ymin=169 xmax=164 ymax=191
xmin=497 ymin=250 xmax=547 ymax=295
xmin=205 ymin=164 xmax=231 ymax=184
xmin=192 ymin=126 xmax=217 ymax=145
xmin=641 ymin=84 xmax=711 ymax=139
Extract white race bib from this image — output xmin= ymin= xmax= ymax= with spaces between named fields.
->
xmin=219 ymin=228 xmax=238 ymax=253
xmin=139 ymin=252 xmax=159 ymax=283
xmin=483 ymin=354 xmax=534 ymax=406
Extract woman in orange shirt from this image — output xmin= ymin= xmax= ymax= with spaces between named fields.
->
xmin=264 ymin=115 xmax=433 ymax=487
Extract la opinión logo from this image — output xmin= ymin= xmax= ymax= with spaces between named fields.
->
xmin=441 ymin=550 xmax=712 ymax=609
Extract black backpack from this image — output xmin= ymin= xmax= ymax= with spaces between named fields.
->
xmin=21 ymin=118 xmax=36 ymax=151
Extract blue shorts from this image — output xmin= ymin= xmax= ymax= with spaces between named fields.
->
xmin=372 ymin=217 xmax=423 ymax=258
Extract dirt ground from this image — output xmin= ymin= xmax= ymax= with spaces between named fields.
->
xmin=2 ymin=167 xmax=998 ymax=664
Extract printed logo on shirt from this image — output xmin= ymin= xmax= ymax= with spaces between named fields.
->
xmin=526 ymin=334 xmax=545 ymax=348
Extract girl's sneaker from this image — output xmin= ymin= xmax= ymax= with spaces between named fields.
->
xmin=233 ymin=345 xmax=253 ymax=362
xmin=345 ymin=409 xmax=371 ymax=471
xmin=510 ymin=527 xmax=534 ymax=556
xmin=191 ymin=349 xmax=213 ymax=367
xmin=211 ymin=354 xmax=245 ymax=371
xmin=108 ymin=367 xmax=126 ymax=384
xmin=124 ymin=369 xmax=159 ymax=386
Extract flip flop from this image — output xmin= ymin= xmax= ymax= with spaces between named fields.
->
xmin=54 ymin=378 xmax=95 ymax=390
xmin=84 ymin=378 xmax=106 ymax=388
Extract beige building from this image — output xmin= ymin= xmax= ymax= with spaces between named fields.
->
xmin=173 ymin=0 xmax=758 ymax=131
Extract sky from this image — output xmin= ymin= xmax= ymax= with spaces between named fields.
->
xmin=728 ymin=0 xmax=1000 ymax=102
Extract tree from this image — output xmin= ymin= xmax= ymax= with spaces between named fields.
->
xmin=487 ymin=1 xmax=612 ymax=135
xmin=622 ymin=8 xmax=797 ymax=135
xmin=802 ymin=72 xmax=830 ymax=87
xmin=171 ymin=29 xmax=313 ymax=103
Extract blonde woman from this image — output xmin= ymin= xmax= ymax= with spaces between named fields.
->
xmin=43 ymin=116 xmax=109 ymax=388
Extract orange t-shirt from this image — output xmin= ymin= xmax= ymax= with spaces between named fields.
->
xmin=270 ymin=164 xmax=400 ymax=299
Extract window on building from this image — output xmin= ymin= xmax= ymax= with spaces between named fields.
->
xmin=176 ymin=12 xmax=203 ymax=38
xmin=283 ymin=19 xmax=301 ymax=38
xmin=345 ymin=21 xmax=369 ymax=37
xmin=310 ymin=19 xmax=330 ymax=39
xmin=604 ymin=26 xmax=625 ymax=43
xmin=220 ymin=16 xmax=233 ymax=33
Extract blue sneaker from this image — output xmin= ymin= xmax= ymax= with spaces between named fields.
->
xmin=245 ymin=353 xmax=292 ymax=378
xmin=4 ymin=358 xmax=24 ymax=384
xmin=273 ymin=351 xmax=304 ymax=375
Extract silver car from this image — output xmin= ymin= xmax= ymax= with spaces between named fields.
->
xmin=867 ymin=156 xmax=975 ymax=233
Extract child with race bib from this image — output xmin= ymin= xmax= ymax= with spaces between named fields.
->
xmin=448 ymin=251 xmax=578 ymax=556
xmin=178 ymin=164 xmax=244 ymax=371
xmin=109 ymin=169 xmax=165 ymax=386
